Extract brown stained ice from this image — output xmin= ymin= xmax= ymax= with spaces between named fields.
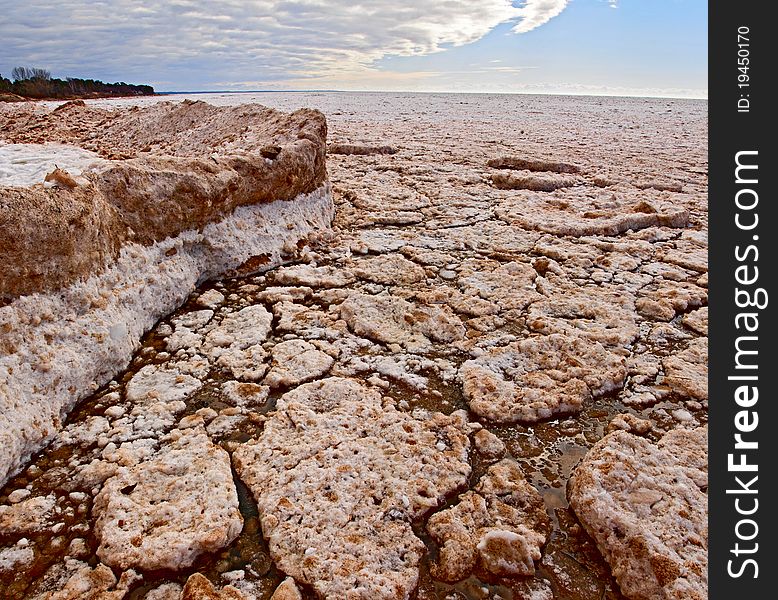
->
xmin=527 ymin=274 xmax=640 ymax=347
xmin=339 ymin=292 xmax=466 ymax=351
xmin=605 ymin=413 xmax=653 ymax=435
xmin=681 ymin=307 xmax=708 ymax=335
xmin=568 ymin=427 xmax=707 ymax=600
xmin=472 ymin=429 xmax=506 ymax=459
xmin=495 ymin=196 xmax=689 ymax=238
xmin=201 ymin=305 xmax=274 ymax=381
xmin=1 ymin=94 xmax=708 ymax=600
xmin=661 ymin=338 xmax=708 ymax=401
xmin=486 ymin=156 xmax=582 ymax=174
xmin=458 ymin=261 xmax=540 ymax=312
xmin=94 ymin=428 xmax=242 ymax=571
xmin=43 ymin=563 xmax=126 ymax=600
xmin=0 ymin=495 xmax=56 ymax=535
xmin=491 ymin=172 xmax=582 ymax=192
xmin=328 ymin=143 xmax=397 ymax=156
xmin=232 ymin=377 xmax=472 ymax=600
xmin=263 ymin=339 xmax=334 ymax=388
xmin=460 ymin=334 xmax=627 ymax=423
xmin=635 ymin=281 xmax=707 ymax=322
xmin=269 ymin=577 xmax=304 ymax=600
xmin=0 ymin=101 xmax=328 ymax=297
xmin=426 ymin=459 xmax=551 ymax=582
xmin=353 ymin=254 xmax=428 ymax=285
xmin=180 ymin=573 xmax=247 ymax=600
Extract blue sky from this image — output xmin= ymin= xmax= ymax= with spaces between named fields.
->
xmin=0 ymin=1 xmax=707 ymax=98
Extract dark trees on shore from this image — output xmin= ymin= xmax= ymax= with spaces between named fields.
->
xmin=0 ymin=66 xmax=154 ymax=99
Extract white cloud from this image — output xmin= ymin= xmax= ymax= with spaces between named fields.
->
xmin=512 ymin=1 xmax=570 ymax=34
xmin=0 ymin=1 xmax=576 ymax=89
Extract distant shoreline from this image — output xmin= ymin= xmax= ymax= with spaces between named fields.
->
xmin=1 ymin=91 xmax=157 ymax=103
xmin=1 ymin=69 xmax=155 ymax=103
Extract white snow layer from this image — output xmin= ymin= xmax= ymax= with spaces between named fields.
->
xmin=0 ymin=142 xmax=105 ymax=187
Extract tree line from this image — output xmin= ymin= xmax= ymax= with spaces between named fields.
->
xmin=0 ymin=66 xmax=154 ymax=99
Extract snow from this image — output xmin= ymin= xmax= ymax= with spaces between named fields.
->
xmin=0 ymin=142 xmax=105 ymax=187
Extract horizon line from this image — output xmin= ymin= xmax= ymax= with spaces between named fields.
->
xmin=155 ymin=89 xmax=708 ymax=101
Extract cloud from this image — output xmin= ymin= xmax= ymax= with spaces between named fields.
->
xmin=0 ymin=1 xmax=574 ymax=89
xmin=512 ymin=1 xmax=570 ymax=34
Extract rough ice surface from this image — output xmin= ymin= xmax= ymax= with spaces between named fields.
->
xmin=0 ymin=185 xmax=332 ymax=486
xmin=568 ymin=427 xmax=708 ymax=600
xmin=460 ymin=334 xmax=627 ymax=423
xmin=426 ymin=459 xmax=550 ymax=582
xmin=93 ymin=428 xmax=242 ymax=571
xmin=0 ymin=142 xmax=105 ymax=187
xmin=0 ymin=99 xmax=332 ymax=488
xmin=0 ymin=93 xmax=707 ymax=600
xmin=233 ymin=377 xmax=472 ymax=599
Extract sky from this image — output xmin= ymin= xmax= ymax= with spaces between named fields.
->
xmin=0 ymin=0 xmax=707 ymax=98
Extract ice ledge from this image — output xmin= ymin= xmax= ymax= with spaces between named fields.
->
xmin=0 ymin=183 xmax=333 ymax=486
